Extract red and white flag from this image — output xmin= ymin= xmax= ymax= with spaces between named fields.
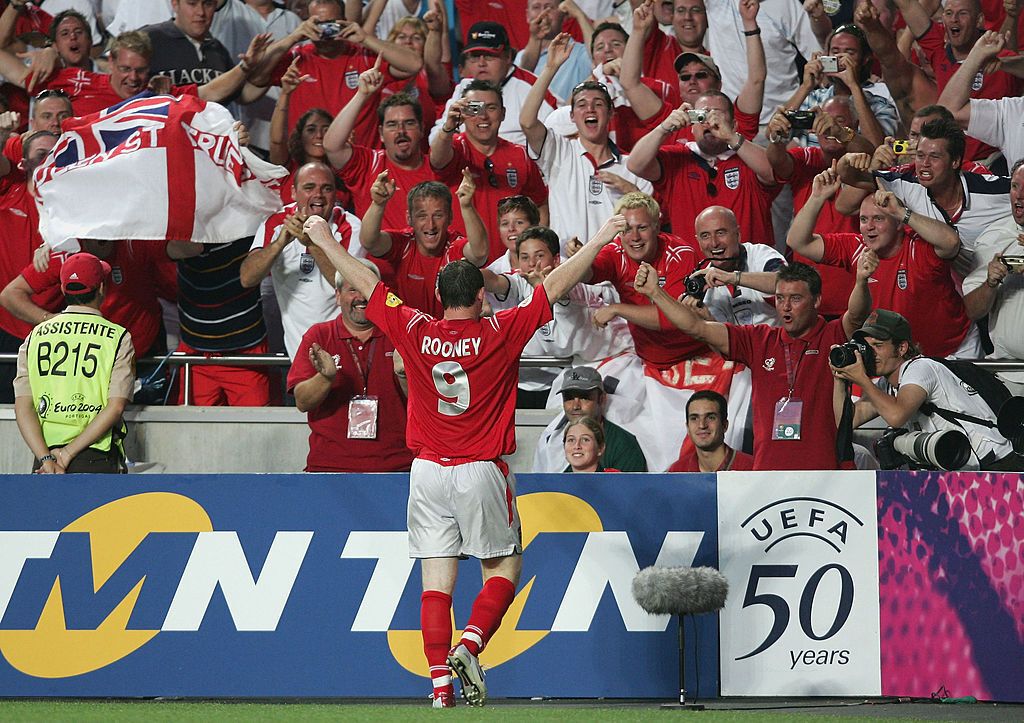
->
xmin=34 ymin=93 xmax=286 ymax=251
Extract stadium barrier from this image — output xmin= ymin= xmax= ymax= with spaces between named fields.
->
xmin=0 ymin=471 xmax=1019 ymax=701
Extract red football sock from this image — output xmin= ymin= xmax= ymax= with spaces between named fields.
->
xmin=460 ymin=575 xmax=516 ymax=656
xmin=421 ymin=590 xmax=453 ymax=691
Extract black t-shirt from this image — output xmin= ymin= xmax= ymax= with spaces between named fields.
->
xmin=142 ymin=20 xmax=233 ymax=87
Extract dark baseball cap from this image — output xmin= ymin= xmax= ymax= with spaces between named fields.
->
xmin=560 ymin=366 xmax=603 ymax=393
xmin=673 ymin=52 xmax=721 ymax=80
xmin=464 ymin=22 xmax=509 ymax=55
xmin=60 ymin=252 xmax=111 ymax=294
xmin=855 ymin=309 xmax=911 ymax=343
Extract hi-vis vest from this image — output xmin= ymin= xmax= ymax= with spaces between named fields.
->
xmin=27 ymin=311 xmax=128 ymax=452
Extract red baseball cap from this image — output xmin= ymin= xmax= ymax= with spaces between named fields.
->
xmin=60 ymin=252 xmax=111 ymax=294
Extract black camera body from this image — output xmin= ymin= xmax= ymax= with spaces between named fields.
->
xmin=829 ymin=338 xmax=876 ymax=377
xmin=784 ymin=110 xmax=815 ymax=131
xmin=684 ymin=274 xmax=708 ymax=300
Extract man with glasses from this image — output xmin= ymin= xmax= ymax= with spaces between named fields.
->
xmin=632 ymin=0 xmax=708 ymax=90
xmin=533 ymin=366 xmax=647 ymax=473
xmin=620 ymin=0 xmax=764 ymax=146
xmin=520 ymin=33 xmax=650 ymax=256
xmin=430 ymin=80 xmax=548 ymax=262
xmin=627 ymin=90 xmax=779 ymax=245
xmin=430 ymin=21 xmax=555 ymax=147
xmin=324 ymin=65 xmax=438 ymax=231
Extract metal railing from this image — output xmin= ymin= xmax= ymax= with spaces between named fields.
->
xmin=3 ymin=353 xmax=1022 ymax=407
xmin=0 ymin=353 xmax=573 ymax=406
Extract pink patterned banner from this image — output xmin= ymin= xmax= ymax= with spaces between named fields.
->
xmin=877 ymin=472 xmax=1024 ymax=702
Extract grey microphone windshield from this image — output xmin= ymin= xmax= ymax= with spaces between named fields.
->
xmin=632 ymin=566 xmax=729 ymax=616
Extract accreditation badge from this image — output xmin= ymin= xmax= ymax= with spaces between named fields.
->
xmin=771 ymin=397 xmax=803 ymax=440
xmin=347 ymin=396 xmax=379 ymax=439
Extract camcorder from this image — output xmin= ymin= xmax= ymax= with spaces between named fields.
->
xmin=784 ymin=110 xmax=815 ymax=132
xmin=819 ymin=55 xmax=840 ymax=73
xmin=874 ymin=428 xmax=972 ymax=471
xmin=686 ymin=109 xmax=708 ymax=124
xmin=828 ymin=338 xmax=877 ymax=376
xmin=318 ymin=21 xmax=343 ymax=38
xmin=1001 ymin=255 xmax=1024 ymax=273
xmin=463 ymin=101 xmax=486 ymax=116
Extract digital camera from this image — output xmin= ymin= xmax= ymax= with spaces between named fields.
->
xmin=891 ymin=140 xmax=913 ymax=155
xmin=463 ymin=100 xmax=486 ymax=116
xmin=828 ymin=338 xmax=876 ymax=376
xmin=784 ymin=110 xmax=815 ymax=131
xmin=819 ymin=55 xmax=840 ymax=73
xmin=318 ymin=21 xmax=343 ymax=38
xmin=683 ymin=274 xmax=708 ymax=300
xmin=685 ymin=109 xmax=708 ymax=124
xmin=1001 ymin=254 xmax=1024 ymax=273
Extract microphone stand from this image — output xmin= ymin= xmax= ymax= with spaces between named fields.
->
xmin=661 ymin=613 xmax=705 ymax=710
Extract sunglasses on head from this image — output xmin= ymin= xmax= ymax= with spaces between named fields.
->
xmin=34 ymin=88 xmax=69 ymax=102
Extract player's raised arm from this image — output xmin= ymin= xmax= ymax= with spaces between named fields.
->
xmin=542 ymin=215 xmax=627 ymax=303
xmin=303 ymin=216 xmax=380 ymax=298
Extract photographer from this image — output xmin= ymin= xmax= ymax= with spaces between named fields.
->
xmin=831 ymin=309 xmax=1024 ymax=471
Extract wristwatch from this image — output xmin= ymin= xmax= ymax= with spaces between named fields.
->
xmin=39 ymin=454 xmax=56 ymax=463
xmin=727 ymin=134 xmax=745 ymax=152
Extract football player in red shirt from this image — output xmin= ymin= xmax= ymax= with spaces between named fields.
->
xmin=302 ymin=210 xmax=626 ymax=708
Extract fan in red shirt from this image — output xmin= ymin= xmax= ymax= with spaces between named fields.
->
xmin=0 ymin=130 xmax=61 ymax=403
xmin=583 ymin=191 xmax=706 ymax=368
xmin=430 ymin=80 xmax=548 ymax=262
xmin=2 ymin=239 xmax=173 ymax=358
xmin=627 ymin=91 xmax=779 ymax=243
xmin=302 ymin=209 xmax=626 ymax=709
xmin=325 ymin=63 xmax=437 ymax=230
xmin=359 ymin=171 xmax=489 ymax=319
xmin=766 ymin=99 xmax=866 ymax=316
xmin=620 ymin=0 xmax=764 ymax=149
xmin=634 ymin=0 xmax=709 ymax=90
xmin=788 ymin=168 xmax=976 ymax=359
xmin=897 ymin=0 xmax=1022 ymax=161
xmin=0 ymin=8 xmax=89 ymax=90
xmin=257 ymin=2 xmax=423 ymax=152
xmin=638 ymin=258 xmax=875 ymax=471
xmin=668 ymin=390 xmax=754 ymax=472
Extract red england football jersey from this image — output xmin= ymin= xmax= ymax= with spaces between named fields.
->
xmin=613 ymin=78 xmax=681 ymax=153
xmin=820 ymin=232 xmax=970 ymax=357
xmin=655 ymin=141 xmax=778 ymax=245
xmin=24 ymin=67 xmax=198 ymax=118
xmin=21 ymin=241 xmax=171 ymax=355
xmin=643 ymin=29 xmax=684 ymax=92
xmin=785 ymin=146 xmax=857 ymax=317
xmin=338 ymin=145 xmax=437 ymax=230
xmin=0 ymin=174 xmax=54 ymax=338
xmin=590 ymin=232 xmax=708 ymax=367
xmin=370 ymin=228 xmax=468 ymax=318
xmin=366 ymin=280 xmax=553 ymax=462
xmin=272 ymin=44 xmax=392 ymax=152
xmin=916 ymin=22 xmax=1022 ymax=161
xmin=432 ymin=135 xmax=547 ymax=262
xmin=726 ymin=317 xmax=849 ymax=470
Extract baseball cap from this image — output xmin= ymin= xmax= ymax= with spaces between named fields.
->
xmin=60 ymin=252 xmax=111 ymax=294
xmin=464 ymin=22 xmax=509 ymax=56
xmin=560 ymin=366 xmax=603 ymax=394
xmin=673 ymin=52 xmax=721 ymax=80
xmin=855 ymin=309 xmax=911 ymax=343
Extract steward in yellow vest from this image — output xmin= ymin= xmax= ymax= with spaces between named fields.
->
xmin=14 ymin=253 xmax=135 ymax=473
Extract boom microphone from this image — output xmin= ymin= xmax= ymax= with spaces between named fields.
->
xmin=632 ymin=566 xmax=729 ymax=616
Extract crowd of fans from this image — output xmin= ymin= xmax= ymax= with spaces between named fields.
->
xmin=2 ymin=0 xmax=1024 ymax=473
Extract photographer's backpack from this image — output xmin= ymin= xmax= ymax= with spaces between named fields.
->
xmin=913 ymin=357 xmax=1012 ymax=427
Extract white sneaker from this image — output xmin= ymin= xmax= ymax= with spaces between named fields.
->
xmin=447 ymin=644 xmax=487 ymax=707
xmin=431 ymin=689 xmax=455 ymax=708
